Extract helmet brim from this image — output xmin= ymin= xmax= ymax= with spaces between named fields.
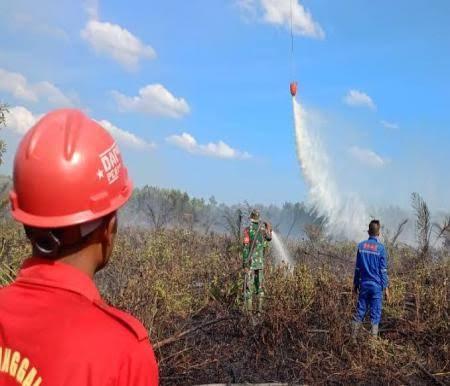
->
xmin=11 ymin=178 xmax=133 ymax=229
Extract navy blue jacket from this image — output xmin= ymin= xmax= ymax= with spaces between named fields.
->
xmin=353 ymin=236 xmax=389 ymax=289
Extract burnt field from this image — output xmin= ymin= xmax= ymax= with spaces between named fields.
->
xmin=1 ymin=222 xmax=448 ymax=385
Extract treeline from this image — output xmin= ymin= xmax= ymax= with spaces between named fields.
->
xmin=0 ymin=176 xmax=319 ymax=237
xmin=1 ymin=174 xmax=447 ymax=246
xmin=121 ymin=185 xmax=320 ymax=238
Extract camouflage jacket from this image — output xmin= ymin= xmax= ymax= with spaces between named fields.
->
xmin=242 ymin=221 xmax=272 ymax=270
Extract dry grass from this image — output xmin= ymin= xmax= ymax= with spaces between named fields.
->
xmin=1 ymin=223 xmax=449 ymax=385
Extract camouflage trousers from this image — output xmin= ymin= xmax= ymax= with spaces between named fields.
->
xmin=244 ymin=269 xmax=264 ymax=312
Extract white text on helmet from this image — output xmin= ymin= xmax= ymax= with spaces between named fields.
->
xmin=99 ymin=143 xmax=122 ymax=184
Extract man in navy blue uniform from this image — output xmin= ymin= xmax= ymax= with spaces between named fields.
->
xmin=352 ymin=220 xmax=390 ymax=338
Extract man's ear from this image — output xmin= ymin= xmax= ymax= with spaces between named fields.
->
xmin=100 ymin=213 xmax=116 ymax=244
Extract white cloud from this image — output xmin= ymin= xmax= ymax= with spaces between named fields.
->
xmin=0 ymin=69 xmax=36 ymax=101
xmin=81 ymin=20 xmax=156 ymax=70
xmin=343 ymin=89 xmax=376 ymax=110
xmin=5 ymin=106 xmax=42 ymax=135
xmin=112 ymin=84 xmax=190 ymax=118
xmin=381 ymin=120 xmax=399 ymax=129
xmin=97 ymin=119 xmax=155 ymax=150
xmin=4 ymin=106 xmax=155 ymax=151
xmin=0 ymin=68 xmax=75 ymax=107
xmin=33 ymin=82 xmax=75 ymax=106
xmin=166 ymin=132 xmax=251 ymax=160
xmin=237 ymin=0 xmax=324 ymax=39
xmin=349 ymin=146 xmax=388 ymax=168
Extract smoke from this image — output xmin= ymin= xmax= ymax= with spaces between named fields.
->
xmin=292 ymin=97 xmax=368 ymax=240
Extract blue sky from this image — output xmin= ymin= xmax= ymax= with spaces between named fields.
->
xmin=0 ymin=0 xmax=449 ymax=209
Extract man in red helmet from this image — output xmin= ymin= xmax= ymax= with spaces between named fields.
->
xmin=0 ymin=109 xmax=158 ymax=385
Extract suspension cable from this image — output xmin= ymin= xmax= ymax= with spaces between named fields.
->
xmin=290 ymin=0 xmax=294 ymax=78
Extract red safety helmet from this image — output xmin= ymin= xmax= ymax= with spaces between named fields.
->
xmin=10 ymin=109 xmax=133 ymax=228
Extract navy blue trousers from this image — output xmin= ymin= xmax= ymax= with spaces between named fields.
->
xmin=355 ymin=281 xmax=383 ymax=325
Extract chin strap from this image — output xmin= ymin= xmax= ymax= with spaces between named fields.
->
xmin=31 ymin=230 xmax=62 ymax=257
xmin=27 ymin=218 xmax=104 ymax=257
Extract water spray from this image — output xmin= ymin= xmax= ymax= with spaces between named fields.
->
xmin=272 ymin=231 xmax=294 ymax=268
xmin=286 ymin=0 xmax=367 ymax=240
xmin=291 ymin=96 xmax=368 ymax=240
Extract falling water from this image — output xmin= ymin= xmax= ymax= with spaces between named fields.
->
xmin=292 ymin=97 xmax=368 ymax=240
xmin=272 ymin=231 xmax=294 ymax=267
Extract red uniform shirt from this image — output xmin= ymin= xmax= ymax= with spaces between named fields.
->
xmin=0 ymin=258 xmax=159 ymax=386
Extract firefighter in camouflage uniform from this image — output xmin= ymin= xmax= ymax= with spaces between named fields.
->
xmin=242 ymin=209 xmax=272 ymax=312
